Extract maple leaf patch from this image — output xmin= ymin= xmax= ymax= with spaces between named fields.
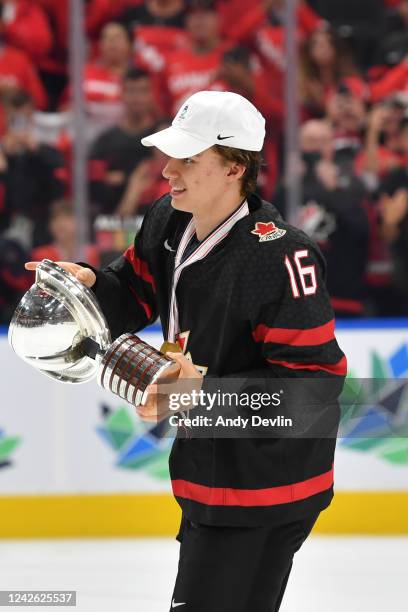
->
xmin=251 ymin=221 xmax=286 ymax=242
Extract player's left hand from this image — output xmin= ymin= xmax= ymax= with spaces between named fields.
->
xmin=136 ymin=351 xmax=203 ymax=422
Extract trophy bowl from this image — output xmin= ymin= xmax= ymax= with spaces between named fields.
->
xmin=8 ymin=259 xmax=112 ymax=383
xmin=9 ymin=259 xmax=180 ymax=406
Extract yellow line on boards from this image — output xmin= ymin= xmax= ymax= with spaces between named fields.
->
xmin=0 ymin=492 xmax=407 ymax=538
xmin=0 ymin=494 xmax=181 ymax=538
xmin=315 ymin=491 xmax=408 ymax=535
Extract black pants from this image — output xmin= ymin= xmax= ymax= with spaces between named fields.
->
xmin=170 ymin=512 xmax=319 ymax=612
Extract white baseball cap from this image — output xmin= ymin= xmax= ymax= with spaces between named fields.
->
xmin=141 ymin=90 xmax=266 ymax=158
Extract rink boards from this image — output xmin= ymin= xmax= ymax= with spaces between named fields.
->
xmin=0 ymin=321 xmax=407 ymax=536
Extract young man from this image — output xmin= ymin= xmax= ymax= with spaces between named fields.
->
xmin=88 ymin=67 xmax=159 ymax=216
xmin=26 ymin=90 xmax=346 ymax=611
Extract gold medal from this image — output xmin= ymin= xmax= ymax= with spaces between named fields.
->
xmin=160 ymin=341 xmax=183 ymax=355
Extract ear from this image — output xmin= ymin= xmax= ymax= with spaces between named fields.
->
xmin=226 ymin=163 xmax=246 ymax=182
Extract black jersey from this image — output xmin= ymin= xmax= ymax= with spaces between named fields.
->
xmin=88 ymin=192 xmax=347 ymax=526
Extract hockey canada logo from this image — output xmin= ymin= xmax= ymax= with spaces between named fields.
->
xmin=251 ymin=221 xmax=286 ymax=242
xmin=178 ymin=104 xmax=189 ymax=120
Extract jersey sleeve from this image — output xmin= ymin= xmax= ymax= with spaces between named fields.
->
xmin=245 ymin=237 xmax=346 ymax=381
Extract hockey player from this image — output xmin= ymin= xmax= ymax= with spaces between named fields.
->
xmin=26 ymin=90 xmax=346 ymax=611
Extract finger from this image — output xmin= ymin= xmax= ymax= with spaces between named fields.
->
xmin=166 ymin=351 xmax=185 ymax=362
xmin=136 ymin=405 xmax=156 ymax=418
xmin=75 ymin=269 xmax=96 ymax=288
xmin=138 ymin=409 xmax=171 ymax=423
xmin=145 ymin=384 xmax=158 ymax=395
xmin=139 ymin=385 xmax=158 ymax=410
xmin=25 ymin=261 xmax=40 ymax=270
xmin=166 ymin=352 xmax=202 ymax=378
xmin=137 ymin=405 xmax=165 ymax=420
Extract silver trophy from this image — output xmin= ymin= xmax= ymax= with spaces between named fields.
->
xmin=8 ymin=259 xmax=180 ymax=406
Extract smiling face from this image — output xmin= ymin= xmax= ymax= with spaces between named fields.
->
xmin=161 ymin=147 xmax=244 ymax=216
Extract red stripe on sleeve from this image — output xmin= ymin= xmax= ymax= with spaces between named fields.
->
xmin=172 ymin=466 xmax=333 ymax=507
xmin=124 ymin=245 xmax=156 ymax=292
xmin=253 ymin=319 xmax=335 ymax=346
xmin=129 ymin=285 xmax=152 ymax=321
xmin=267 ymin=355 xmax=347 ymax=377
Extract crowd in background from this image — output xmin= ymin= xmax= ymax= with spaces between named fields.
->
xmin=1 ymin=0 xmax=408 ymax=323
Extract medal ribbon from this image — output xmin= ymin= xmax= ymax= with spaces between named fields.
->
xmin=168 ymin=200 xmax=249 ymax=342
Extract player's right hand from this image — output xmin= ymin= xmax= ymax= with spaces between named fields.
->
xmin=25 ymin=261 xmax=97 ymax=288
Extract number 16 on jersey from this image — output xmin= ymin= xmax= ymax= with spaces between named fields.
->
xmin=284 ymin=250 xmax=317 ymax=298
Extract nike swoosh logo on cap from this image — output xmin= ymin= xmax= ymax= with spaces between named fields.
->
xmin=217 ymin=135 xmax=234 ymax=140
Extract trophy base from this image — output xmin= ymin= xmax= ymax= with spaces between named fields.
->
xmin=97 ymin=333 xmax=180 ymax=407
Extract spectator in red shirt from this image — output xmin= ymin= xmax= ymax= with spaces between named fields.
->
xmin=115 ymin=2 xmax=190 ymax=108
xmin=0 ymin=0 xmax=52 ymax=61
xmin=159 ymin=0 xmax=229 ymax=114
xmin=221 ymin=0 xmax=322 ymax=46
xmin=299 ymin=27 xmax=365 ymax=118
xmin=38 ymin=2 xmax=136 ymax=110
xmin=66 ymin=21 xmax=134 ymax=140
xmin=0 ymin=42 xmax=47 ymax=109
xmin=253 ymin=0 xmax=323 ymax=87
xmin=86 ymin=0 xmax=139 ymax=40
